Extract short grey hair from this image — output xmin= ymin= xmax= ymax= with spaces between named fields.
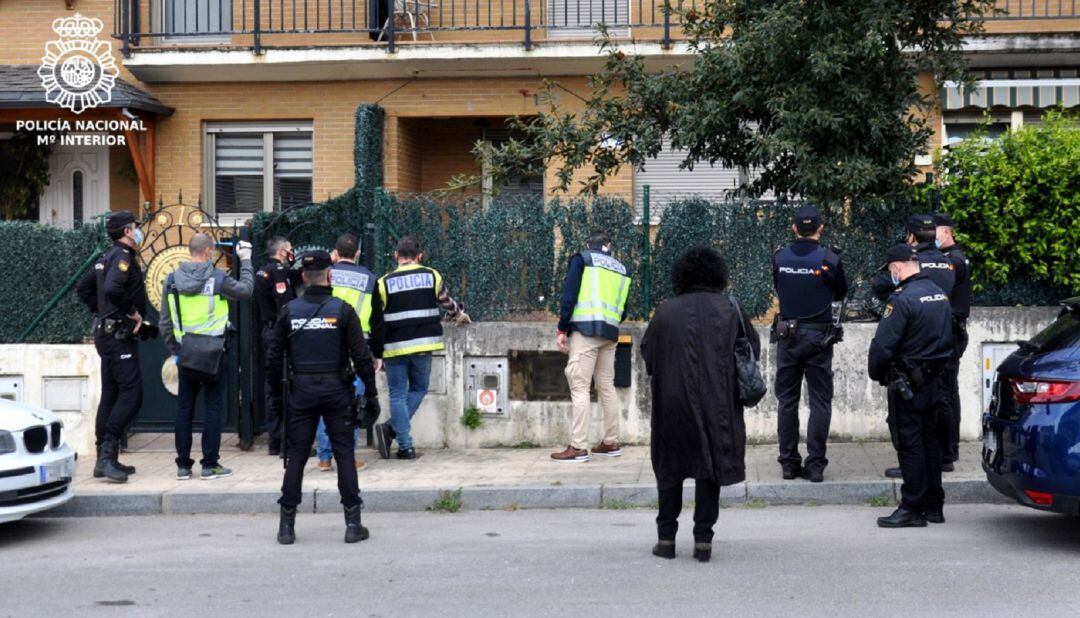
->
xmin=190 ymin=233 xmax=214 ymax=256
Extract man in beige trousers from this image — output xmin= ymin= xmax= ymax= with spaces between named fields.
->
xmin=551 ymin=231 xmax=632 ymax=463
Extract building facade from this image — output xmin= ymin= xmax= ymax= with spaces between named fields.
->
xmin=1 ymin=0 xmax=1078 ymax=226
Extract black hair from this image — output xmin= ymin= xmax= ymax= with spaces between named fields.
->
xmin=672 ymin=245 xmax=730 ymax=295
xmin=107 ymin=226 xmax=126 ymax=241
xmin=586 ymin=230 xmax=610 ymax=250
xmin=335 ymin=233 xmax=359 ymax=259
xmin=913 ymin=229 xmax=936 ymax=244
xmin=395 ymin=236 xmax=421 ymax=259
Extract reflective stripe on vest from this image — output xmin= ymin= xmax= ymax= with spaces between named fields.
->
xmin=169 ymin=278 xmax=228 ymax=342
xmin=571 ymin=252 xmax=630 ymax=331
xmin=331 ymin=266 xmax=374 ymax=334
xmin=382 ymin=335 xmax=444 ymax=358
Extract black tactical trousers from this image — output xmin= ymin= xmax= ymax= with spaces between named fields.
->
xmin=279 ymin=376 xmax=360 ymax=509
xmin=262 ymin=324 xmax=283 ymax=449
xmin=938 ymin=324 xmax=969 ymax=463
xmin=775 ymin=329 xmax=834 ymax=471
xmin=892 ymin=366 xmax=947 ymax=514
xmin=656 ymin=479 xmax=721 ymax=543
xmin=94 ymin=333 xmax=142 ymax=445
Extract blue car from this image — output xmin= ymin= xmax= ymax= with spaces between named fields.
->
xmin=983 ymin=296 xmax=1080 ymax=515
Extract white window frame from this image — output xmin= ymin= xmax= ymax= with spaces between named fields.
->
xmin=203 ymin=120 xmax=314 ymax=225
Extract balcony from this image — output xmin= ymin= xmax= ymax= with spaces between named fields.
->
xmin=112 ymin=1 xmax=1080 ymax=82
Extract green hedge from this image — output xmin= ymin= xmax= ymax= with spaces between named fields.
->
xmin=0 ymin=221 xmax=106 ymax=343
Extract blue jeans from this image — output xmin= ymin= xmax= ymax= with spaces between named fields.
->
xmin=317 ymin=419 xmax=360 ymax=461
xmin=174 ymin=357 xmax=228 ymax=468
xmin=384 ymin=354 xmax=432 ymax=450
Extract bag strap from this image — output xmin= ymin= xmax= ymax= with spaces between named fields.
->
xmin=728 ymin=295 xmax=757 ymax=362
xmin=171 ymin=284 xmax=184 ymax=332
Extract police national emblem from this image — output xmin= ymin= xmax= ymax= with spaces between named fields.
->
xmin=37 ymin=14 xmax=120 ymax=114
xmin=882 ymin=304 xmax=893 ymax=319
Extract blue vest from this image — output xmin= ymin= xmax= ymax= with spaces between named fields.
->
xmin=774 ymin=244 xmax=834 ymax=322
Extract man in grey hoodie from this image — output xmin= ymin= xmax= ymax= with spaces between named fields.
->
xmin=159 ymin=233 xmax=254 ymax=480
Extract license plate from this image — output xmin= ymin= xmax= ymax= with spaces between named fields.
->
xmin=40 ymin=459 xmax=72 ymax=483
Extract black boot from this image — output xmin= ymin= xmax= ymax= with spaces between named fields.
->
xmin=876 ymin=508 xmax=927 ymax=528
xmin=693 ymin=542 xmax=712 ymax=563
xmin=97 ymin=439 xmax=129 ymax=483
xmin=277 ymin=506 xmax=297 ymax=545
xmin=344 ymin=505 xmax=370 ymax=543
xmin=652 ymin=540 xmax=676 ymax=559
xmin=94 ymin=444 xmax=137 ymax=477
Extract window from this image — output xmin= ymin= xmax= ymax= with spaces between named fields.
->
xmin=204 ymin=121 xmax=313 ymax=220
xmin=480 ymin=127 xmax=544 ymax=208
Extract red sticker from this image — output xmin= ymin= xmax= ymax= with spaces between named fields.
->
xmin=275 ymin=282 xmax=287 ymax=294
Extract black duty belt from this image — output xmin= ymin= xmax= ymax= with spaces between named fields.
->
xmin=795 ymin=322 xmax=831 ymax=332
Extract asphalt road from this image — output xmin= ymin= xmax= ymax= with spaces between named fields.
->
xmin=2 ymin=505 xmax=1079 ymax=616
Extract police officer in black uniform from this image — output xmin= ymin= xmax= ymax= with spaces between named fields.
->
xmin=254 ymin=235 xmax=300 ymax=455
xmin=868 ymin=245 xmax=953 ymax=528
xmin=771 ymin=205 xmax=848 ymax=482
xmin=933 ymin=212 xmax=971 ymax=470
xmin=873 ymin=215 xmax=956 ymax=479
xmin=76 ymin=211 xmax=156 ymax=483
xmin=266 ymin=251 xmax=380 ymax=545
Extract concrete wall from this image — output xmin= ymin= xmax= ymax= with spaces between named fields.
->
xmin=399 ymin=306 xmax=1060 ymax=449
xmin=0 ymin=307 xmax=1059 ymax=456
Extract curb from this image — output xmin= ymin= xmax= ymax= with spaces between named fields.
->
xmin=46 ymin=477 xmax=1010 ymax=517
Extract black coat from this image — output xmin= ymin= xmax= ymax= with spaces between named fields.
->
xmin=641 ymin=289 xmax=760 ymax=489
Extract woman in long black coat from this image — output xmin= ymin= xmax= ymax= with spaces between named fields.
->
xmin=641 ymin=246 xmax=761 ymax=562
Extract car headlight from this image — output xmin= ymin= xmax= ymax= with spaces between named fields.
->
xmin=0 ymin=430 xmax=15 ymax=455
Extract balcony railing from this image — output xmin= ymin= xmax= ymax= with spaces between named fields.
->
xmin=112 ymin=0 xmax=1079 ymax=56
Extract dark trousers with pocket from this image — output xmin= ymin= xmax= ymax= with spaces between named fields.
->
xmin=775 ymin=329 xmax=834 ymax=471
xmin=656 ymin=479 xmax=721 ymax=543
xmin=938 ymin=324 xmax=968 ymax=463
xmin=174 ymin=357 xmax=228 ymax=469
xmin=894 ymin=366 xmax=947 ymax=514
xmin=94 ymin=334 xmax=143 ymax=446
xmin=279 ymin=375 xmax=361 ymax=509
xmin=262 ymin=324 xmax=283 ymax=449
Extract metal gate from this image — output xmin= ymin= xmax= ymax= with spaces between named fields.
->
xmin=130 ymin=199 xmax=258 ymax=449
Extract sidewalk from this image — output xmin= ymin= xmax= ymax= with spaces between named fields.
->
xmin=54 ymin=435 xmax=1006 ymax=516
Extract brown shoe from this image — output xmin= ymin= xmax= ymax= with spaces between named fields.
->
xmin=355 ymin=458 xmax=368 ymax=471
xmin=550 ymin=445 xmax=589 ymax=463
xmin=318 ymin=460 xmax=333 ymax=472
xmin=592 ymin=441 xmax=622 ymax=457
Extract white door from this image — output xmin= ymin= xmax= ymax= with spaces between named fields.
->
xmin=38 ymin=139 xmax=109 ymax=229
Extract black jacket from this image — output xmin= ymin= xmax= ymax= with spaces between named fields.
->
xmin=641 ymin=289 xmax=760 ymax=489
xmin=867 ymin=274 xmax=954 ymax=384
xmin=76 ymin=242 xmax=146 ymax=319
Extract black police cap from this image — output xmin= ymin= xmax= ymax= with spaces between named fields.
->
xmin=906 ymin=214 xmax=936 ymax=234
xmin=106 ymin=210 xmax=138 ymax=232
xmin=885 ymin=244 xmax=919 ymax=263
xmin=793 ymin=205 xmax=822 ymax=232
xmin=300 ymin=250 xmax=332 ymax=271
xmin=932 ymin=212 xmax=955 ymax=227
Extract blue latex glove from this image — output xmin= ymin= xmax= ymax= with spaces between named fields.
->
xmin=353 ymin=376 xmax=365 ymax=398
xmin=171 ymin=355 xmax=179 ymax=365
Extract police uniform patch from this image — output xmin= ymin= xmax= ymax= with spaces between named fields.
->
xmin=275 ymin=282 xmax=288 ymax=294
xmin=883 ymin=304 xmax=893 ymax=319
xmin=118 ymin=260 xmax=129 ymax=273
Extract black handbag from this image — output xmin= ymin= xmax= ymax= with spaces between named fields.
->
xmin=172 ymin=287 xmax=226 ymax=379
xmin=729 ymin=296 xmax=767 ymax=407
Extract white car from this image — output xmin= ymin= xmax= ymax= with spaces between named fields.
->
xmin=0 ymin=399 xmax=77 ymax=524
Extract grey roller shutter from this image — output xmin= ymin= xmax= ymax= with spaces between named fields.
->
xmin=633 ymin=139 xmax=743 ymax=219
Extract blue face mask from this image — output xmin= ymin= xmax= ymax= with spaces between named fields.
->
xmin=132 ymin=227 xmax=144 ymax=245
xmin=891 ymin=274 xmax=901 ymax=287
xmin=934 ymin=239 xmax=943 ymax=249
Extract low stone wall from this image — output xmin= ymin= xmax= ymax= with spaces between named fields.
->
xmin=0 ymin=306 xmax=1059 ymax=455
